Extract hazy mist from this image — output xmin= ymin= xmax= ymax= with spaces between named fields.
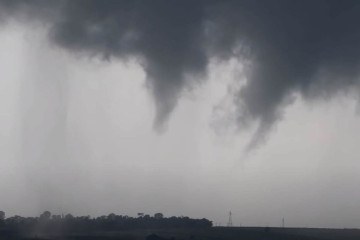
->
xmin=1 ymin=0 xmax=360 ymax=229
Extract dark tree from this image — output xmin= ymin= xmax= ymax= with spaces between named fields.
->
xmin=40 ymin=211 xmax=51 ymax=220
xmin=154 ymin=213 xmax=164 ymax=219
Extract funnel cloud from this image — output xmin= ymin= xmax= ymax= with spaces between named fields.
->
xmin=1 ymin=0 xmax=360 ymax=147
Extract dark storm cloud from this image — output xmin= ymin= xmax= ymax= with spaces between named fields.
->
xmin=2 ymin=0 xmax=360 ymax=148
xmin=47 ymin=0 xmax=208 ymax=131
xmin=207 ymin=0 xmax=360 ymax=149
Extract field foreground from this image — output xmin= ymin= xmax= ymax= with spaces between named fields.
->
xmin=3 ymin=226 xmax=360 ymax=240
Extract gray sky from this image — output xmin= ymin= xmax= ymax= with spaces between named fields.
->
xmin=1 ymin=0 xmax=360 ymax=229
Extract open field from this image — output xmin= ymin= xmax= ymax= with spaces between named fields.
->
xmin=4 ymin=226 xmax=360 ymax=240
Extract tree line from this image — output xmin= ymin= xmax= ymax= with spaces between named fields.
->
xmin=0 ymin=211 xmax=212 ymax=235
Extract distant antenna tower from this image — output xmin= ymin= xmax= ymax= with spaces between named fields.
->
xmin=227 ymin=211 xmax=233 ymax=227
xmin=282 ymin=217 xmax=285 ymax=228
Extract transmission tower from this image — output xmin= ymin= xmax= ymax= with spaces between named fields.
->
xmin=227 ymin=211 xmax=233 ymax=227
xmin=282 ymin=217 xmax=285 ymax=228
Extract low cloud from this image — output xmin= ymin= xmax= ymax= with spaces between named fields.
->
xmin=2 ymin=0 xmax=360 ymax=148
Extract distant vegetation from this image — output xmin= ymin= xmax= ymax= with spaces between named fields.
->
xmin=0 ymin=211 xmax=212 ymax=237
xmin=3 ymin=211 xmax=360 ymax=240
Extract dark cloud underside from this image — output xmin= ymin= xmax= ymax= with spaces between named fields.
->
xmin=1 ymin=0 xmax=360 ymax=148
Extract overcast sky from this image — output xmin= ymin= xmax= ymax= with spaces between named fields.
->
xmin=1 ymin=0 xmax=360 ymax=229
